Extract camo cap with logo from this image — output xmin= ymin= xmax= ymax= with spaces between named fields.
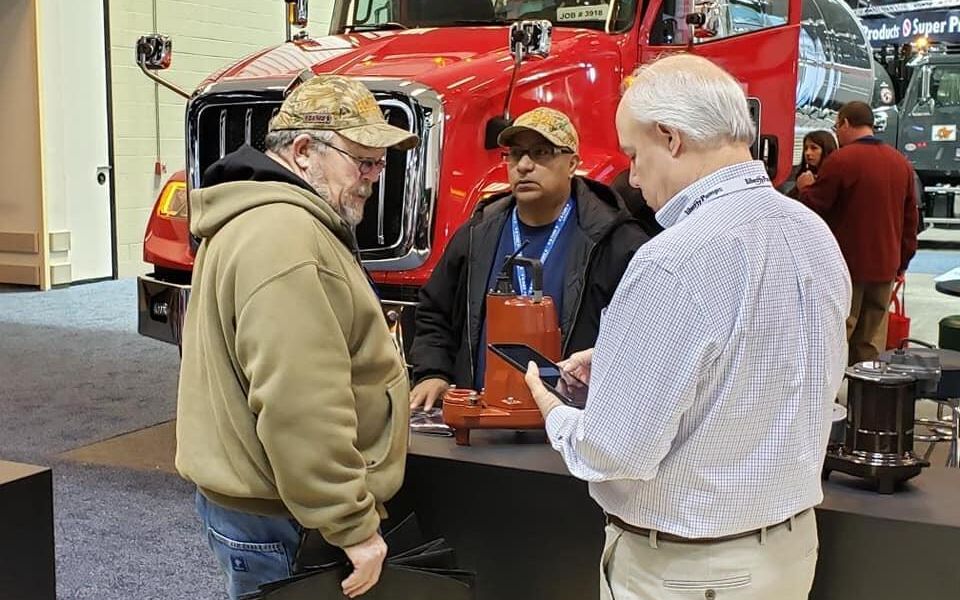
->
xmin=269 ymin=74 xmax=419 ymax=151
xmin=497 ymin=107 xmax=579 ymax=153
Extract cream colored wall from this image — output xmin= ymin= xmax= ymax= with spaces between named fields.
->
xmin=109 ymin=0 xmax=334 ymax=277
xmin=37 ymin=0 xmax=114 ymax=285
xmin=0 ymin=0 xmax=45 ymax=287
xmin=36 ymin=0 xmax=70 ymax=285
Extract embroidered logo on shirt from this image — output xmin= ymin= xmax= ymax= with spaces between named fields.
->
xmin=685 ymin=187 xmax=722 ymax=215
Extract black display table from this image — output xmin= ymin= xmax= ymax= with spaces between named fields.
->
xmin=935 ymin=279 xmax=960 ymax=297
xmin=0 ymin=460 xmax=56 ymax=600
xmin=387 ymin=431 xmax=960 ymax=600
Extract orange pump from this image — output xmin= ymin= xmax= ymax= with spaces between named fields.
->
xmin=442 ymin=254 xmax=560 ymax=445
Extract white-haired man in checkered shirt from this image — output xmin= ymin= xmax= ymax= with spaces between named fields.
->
xmin=525 ymin=54 xmax=851 ymax=599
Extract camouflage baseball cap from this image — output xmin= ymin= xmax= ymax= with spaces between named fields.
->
xmin=269 ymin=74 xmax=419 ymax=151
xmin=497 ymin=107 xmax=579 ymax=153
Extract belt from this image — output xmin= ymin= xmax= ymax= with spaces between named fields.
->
xmin=605 ymin=509 xmax=811 ymax=545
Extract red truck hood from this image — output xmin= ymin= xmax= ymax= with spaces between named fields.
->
xmin=208 ymin=27 xmax=620 ymax=91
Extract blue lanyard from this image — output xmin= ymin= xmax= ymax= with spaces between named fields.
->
xmin=510 ymin=198 xmax=573 ymax=296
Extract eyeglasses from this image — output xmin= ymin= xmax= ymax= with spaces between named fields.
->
xmin=501 ymin=145 xmax=572 ymax=165
xmin=317 ymin=140 xmax=387 ymax=176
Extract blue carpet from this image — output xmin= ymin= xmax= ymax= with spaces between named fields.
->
xmin=0 ymin=279 xmax=225 ymax=599
xmin=0 ymin=280 xmax=180 ymax=458
xmin=908 ymin=250 xmax=960 ymax=276
xmin=52 ymin=462 xmax=223 ymax=600
xmin=0 ymin=279 xmax=139 ymax=331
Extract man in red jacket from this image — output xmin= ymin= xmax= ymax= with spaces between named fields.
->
xmin=797 ymin=101 xmax=918 ymax=364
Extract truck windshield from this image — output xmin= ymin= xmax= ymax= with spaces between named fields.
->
xmin=931 ymin=65 xmax=960 ymax=109
xmin=907 ymin=64 xmax=960 ymax=116
xmin=335 ymin=0 xmax=637 ymax=33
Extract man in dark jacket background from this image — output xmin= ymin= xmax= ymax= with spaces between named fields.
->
xmin=797 ymin=100 xmax=918 ymax=363
xmin=409 ymin=107 xmax=653 ymax=409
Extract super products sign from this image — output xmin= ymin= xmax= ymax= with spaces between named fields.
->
xmin=862 ymin=10 xmax=960 ymax=44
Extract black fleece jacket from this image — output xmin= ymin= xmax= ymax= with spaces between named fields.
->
xmin=410 ymin=177 xmax=654 ymax=388
xmin=201 ymin=144 xmax=365 ymax=257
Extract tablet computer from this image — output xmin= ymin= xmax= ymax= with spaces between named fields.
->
xmin=488 ymin=343 xmax=588 ymax=408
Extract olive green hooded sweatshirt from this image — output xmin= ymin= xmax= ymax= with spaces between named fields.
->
xmin=175 ymin=147 xmax=409 ymax=548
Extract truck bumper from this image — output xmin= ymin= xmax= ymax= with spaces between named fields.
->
xmin=382 ymin=300 xmax=418 ymax=368
xmin=137 ymin=274 xmax=190 ymax=346
xmin=923 ymin=185 xmax=960 ymax=226
xmin=136 ymin=275 xmax=415 ymax=355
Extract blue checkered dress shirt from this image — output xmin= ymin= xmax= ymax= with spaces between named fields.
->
xmin=546 ymin=160 xmax=852 ymax=538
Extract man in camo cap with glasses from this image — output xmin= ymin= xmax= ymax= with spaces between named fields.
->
xmin=409 ymin=106 xmax=655 ymax=411
xmin=177 ymin=74 xmax=417 ymax=600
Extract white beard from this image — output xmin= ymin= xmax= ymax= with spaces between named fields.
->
xmin=338 ymin=182 xmax=373 ymax=227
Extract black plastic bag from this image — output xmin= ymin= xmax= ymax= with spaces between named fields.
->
xmin=241 ymin=514 xmax=475 ymax=600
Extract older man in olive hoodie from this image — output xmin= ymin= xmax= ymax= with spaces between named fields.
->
xmin=176 ymin=75 xmax=417 ymax=600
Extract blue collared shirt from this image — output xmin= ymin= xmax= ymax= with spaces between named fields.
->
xmin=545 ymin=160 xmax=852 ymax=537
xmin=475 ymin=199 xmax=577 ymax=388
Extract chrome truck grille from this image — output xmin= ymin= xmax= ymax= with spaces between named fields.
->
xmin=185 ymin=80 xmax=441 ymax=269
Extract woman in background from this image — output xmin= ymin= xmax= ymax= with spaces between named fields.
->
xmin=781 ymin=130 xmax=837 ymax=199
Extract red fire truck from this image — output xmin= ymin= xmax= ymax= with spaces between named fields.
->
xmin=136 ymin=0 xmax=876 ymax=349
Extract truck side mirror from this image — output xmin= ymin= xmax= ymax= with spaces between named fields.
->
xmin=920 ymin=65 xmax=933 ymax=103
xmin=758 ymin=135 xmax=778 ymax=180
xmin=487 ymin=21 xmax=552 ymax=150
xmin=485 ymin=116 xmax=513 ymax=150
xmin=873 ymin=110 xmax=888 ymax=133
xmin=685 ymin=0 xmax=722 ymax=40
xmin=509 ymin=20 xmax=552 ymax=60
xmin=286 ymin=0 xmax=309 ymax=28
xmin=134 ymin=33 xmax=189 ymax=99
xmin=136 ymin=34 xmax=173 ymax=71
xmin=747 ymin=97 xmax=761 ymax=157
xmin=655 ymin=17 xmax=678 ymax=45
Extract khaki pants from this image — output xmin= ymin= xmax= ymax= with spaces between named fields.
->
xmin=847 ymin=281 xmax=895 ymax=365
xmin=599 ymin=509 xmax=819 ymax=600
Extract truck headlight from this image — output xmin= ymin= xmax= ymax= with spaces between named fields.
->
xmin=156 ymin=180 xmax=188 ymax=219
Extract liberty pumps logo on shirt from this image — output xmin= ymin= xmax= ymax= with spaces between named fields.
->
xmin=702 ymin=187 xmax=723 ymax=201
xmin=677 ymin=167 xmax=774 ymax=221
xmin=685 ymin=187 xmax=722 ymax=215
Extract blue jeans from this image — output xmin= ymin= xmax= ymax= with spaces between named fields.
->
xmin=195 ymin=490 xmax=302 ymax=600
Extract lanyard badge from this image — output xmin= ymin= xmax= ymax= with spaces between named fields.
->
xmin=510 ymin=198 xmax=573 ymax=296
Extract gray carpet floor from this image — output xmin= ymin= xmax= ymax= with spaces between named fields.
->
xmin=10 ymin=257 xmax=958 ymax=599
xmin=0 ymin=280 xmax=225 ymax=599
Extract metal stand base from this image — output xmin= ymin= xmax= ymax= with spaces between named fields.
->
xmin=915 ymin=398 xmax=960 ymax=468
xmin=823 ymin=454 xmax=927 ymax=494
